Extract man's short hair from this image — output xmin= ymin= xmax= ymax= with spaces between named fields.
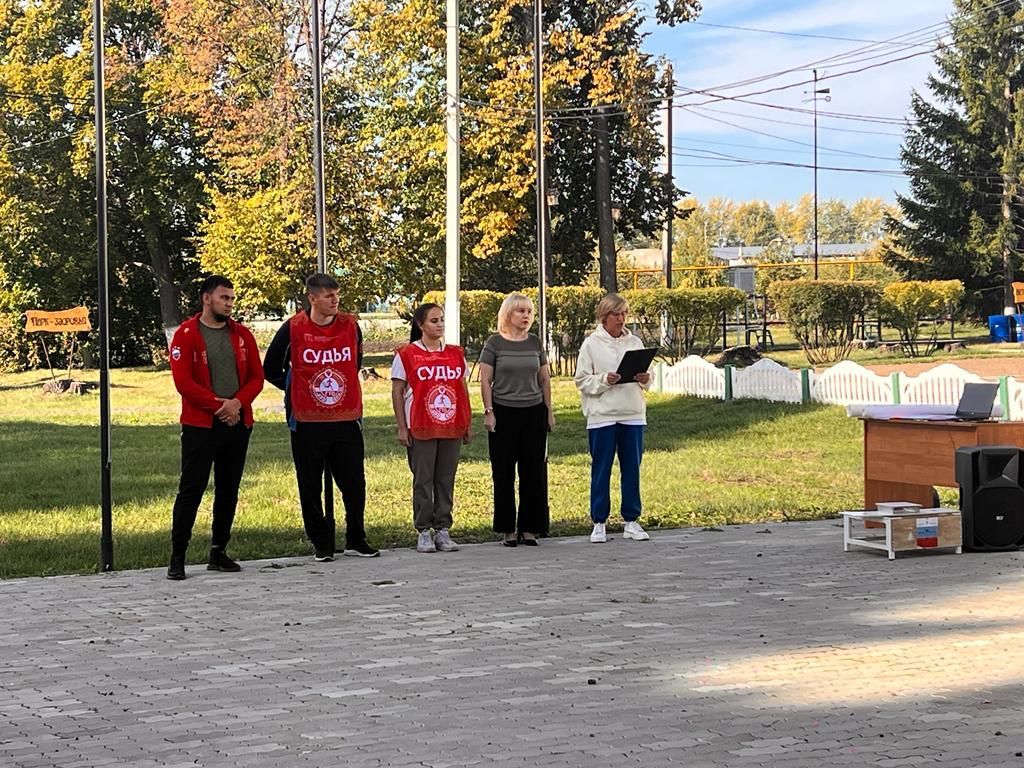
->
xmin=305 ymin=273 xmax=340 ymax=294
xmin=200 ymin=275 xmax=233 ymax=296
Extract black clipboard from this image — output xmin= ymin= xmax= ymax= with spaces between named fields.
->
xmin=614 ymin=347 xmax=658 ymax=384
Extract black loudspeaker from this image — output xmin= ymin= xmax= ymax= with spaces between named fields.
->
xmin=955 ymin=446 xmax=1024 ymax=551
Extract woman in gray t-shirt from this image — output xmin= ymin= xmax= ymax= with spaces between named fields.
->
xmin=479 ymin=293 xmax=554 ymax=546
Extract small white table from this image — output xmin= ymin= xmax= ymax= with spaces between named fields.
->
xmin=841 ymin=508 xmax=962 ymax=560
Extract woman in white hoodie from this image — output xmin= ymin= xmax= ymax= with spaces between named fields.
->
xmin=574 ymin=293 xmax=652 ymax=544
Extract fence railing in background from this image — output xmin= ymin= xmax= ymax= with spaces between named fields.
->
xmin=655 ymin=356 xmax=1019 ymax=420
xmin=600 ymin=258 xmax=887 ymax=290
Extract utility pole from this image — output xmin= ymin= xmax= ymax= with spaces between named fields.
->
xmin=445 ymin=0 xmax=461 ymax=344
xmin=661 ymin=64 xmax=673 ymax=350
xmin=662 ymin=64 xmax=674 ymax=290
xmin=311 ymin=0 xmax=326 ymax=273
xmin=94 ymin=0 xmax=112 ymax=572
xmin=310 ymin=0 xmax=333 ymax=547
xmin=811 ymin=69 xmax=830 ymax=280
xmin=533 ymin=0 xmax=549 ymax=350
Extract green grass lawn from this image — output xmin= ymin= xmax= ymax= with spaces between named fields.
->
xmin=0 ymin=366 xmax=866 ymax=578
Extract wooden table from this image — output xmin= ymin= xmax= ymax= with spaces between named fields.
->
xmin=863 ymin=418 xmax=1024 ymax=509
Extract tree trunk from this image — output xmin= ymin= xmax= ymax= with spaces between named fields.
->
xmin=1003 ymin=78 xmax=1018 ymax=311
xmin=140 ymin=211 xmax=184 ymax=344
xmin=593 ymin=106 xmax=616 ymax=293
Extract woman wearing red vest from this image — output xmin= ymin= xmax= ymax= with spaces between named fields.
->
xmin=391 ymin=303 xmax=472 ymax=553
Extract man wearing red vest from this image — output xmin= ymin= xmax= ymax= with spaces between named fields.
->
xmin=167 ymin=275 xmax=264 ymax=580
xmin=263 ymin=274 xmax=379 ymax=560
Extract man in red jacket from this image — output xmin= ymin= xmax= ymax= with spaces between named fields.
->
xmin=167 ymin=275 xmax=264 ymax=580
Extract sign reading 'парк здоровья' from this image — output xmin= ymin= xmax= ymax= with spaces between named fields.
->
xmin=24 ymin=307 xmax=92 ymax=333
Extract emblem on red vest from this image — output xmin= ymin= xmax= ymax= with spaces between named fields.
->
xmin=311 ymin=369 xmax=346 ymax=406
xmin=426 ymin=384 xmax=457 ymax=424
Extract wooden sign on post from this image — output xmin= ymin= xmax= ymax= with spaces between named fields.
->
xmin=24 ymin=306 xmax=92 ymax=333
xmin=24 ymin=306 xmax=92 ymax=392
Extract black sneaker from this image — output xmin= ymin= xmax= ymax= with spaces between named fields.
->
xmin=343 ymin=541 xmax=380 ymax=558
xmin=167 ymin=553 xmax=186 ymax=581
xmin=314 ymin=551 xmax=334 ymax=562
xmin=207 ymin=548 xmax=241 ymax=572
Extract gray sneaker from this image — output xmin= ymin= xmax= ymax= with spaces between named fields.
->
xmin=417 ymin=530 xmax=437 ymax=553
xmin=434 ymin=529 xmax=459 ymax=552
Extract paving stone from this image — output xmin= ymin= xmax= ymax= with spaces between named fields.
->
xmin=3 ymin=522 xmax=1024 ymax=766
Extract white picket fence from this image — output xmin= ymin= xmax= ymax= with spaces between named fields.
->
xmin=656 ymin=355 xmax=1018 ymax=419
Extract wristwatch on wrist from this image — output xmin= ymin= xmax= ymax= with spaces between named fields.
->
xmin=484 ymin=407 xmax=494 ymax=414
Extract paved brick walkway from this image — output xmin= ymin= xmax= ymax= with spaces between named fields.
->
xmin=3 ymin=521 xmax=1024 ymax=767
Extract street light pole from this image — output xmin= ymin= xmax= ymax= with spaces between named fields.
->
xmin=445 ymin=0 xmax=461 ymax=345
xmin=311 ymin=0 xmax=326 ymax=273
xmin=309 ymin=0 xmax=334 ymax=547
xmin=811 ymin=69 xmax=830 ymax=281
xmin=533 ymin=0 xmax=549 ymax=353
xmin=93 ymin=0 xmax=113 ymax=572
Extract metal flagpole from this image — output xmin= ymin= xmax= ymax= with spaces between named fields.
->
xmin=310 ymin=0 xmax=334 ymax=548
xmin=94 ymin=0 xmax=113 ymax=572
xmin=445 ymin=0 xmax=461 ymax=344
xmin=533 ymin=0 xmax=548 ymax=354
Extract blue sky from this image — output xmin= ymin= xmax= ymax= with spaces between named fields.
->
xmin=641 ymin=0 xmax=956 ymax=205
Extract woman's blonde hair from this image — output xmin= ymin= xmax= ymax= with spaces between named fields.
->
xmin=497 ymin=293 xmax=535 ymax=335
xmin=596 ymin=293 xmax=628 ymax=323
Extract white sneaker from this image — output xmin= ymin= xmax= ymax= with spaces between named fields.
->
xmin=590 ymin=523 xmax=607 ymax=543
xmin=434 ymin=529 xmax=459 ymax=552
xmin=417 ymin=530 xmax=437 ymax=553
xmin=623 ymin=521 xmax=650 ymax=541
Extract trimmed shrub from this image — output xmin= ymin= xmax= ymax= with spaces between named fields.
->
xmin=880 ymin=279 xmax=964 ymax=357
xmin=422 ymin=290 xmax=504 ymax=361
xmin=769 ymin=280 xmax=881 ymax=364
xmin=625 ymin=286 xmax=746 ymax=362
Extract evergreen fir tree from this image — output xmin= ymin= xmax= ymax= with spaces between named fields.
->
xmin=887 ymin=0 xmax=1024 ymax=317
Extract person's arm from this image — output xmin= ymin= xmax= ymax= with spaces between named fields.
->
xmin=574 ymin=340 xmax=616 ymax=395
xmin=538 ymin=361 xmax=554 ymax=431
xmin=262 ymin=320 xmax=291 ymax=391
xmin=461 ymin=353 xmax=473 ymax=443
xmin=391 ymin=352 xmax=411 ymax=446
xmin=357 ymin=323 xmax=364 ymax=369
xmin=233 ymin=327 xmax=266 ymax=410
xmin=169 ymin=327 xmax=221 ymax=414
xmin=479 ymin=362 xmax=496 ymax=432
xmin=479 ymin=340 xmax=497 ymax=432
xmin=392 ymin=379 xmax=411 ymax=446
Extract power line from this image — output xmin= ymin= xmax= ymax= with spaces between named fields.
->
xmin=687 ymin=20 xmax=942 ymax=47
xmin=683 ymin=106 xmax=901 ymax=161
xmin=5 ymin=56 xmax=289 ymax=156
xmin=686 ymin=104 xmax=905 ymax=137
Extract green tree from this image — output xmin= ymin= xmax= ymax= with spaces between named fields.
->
xmin=731 ymin=200 xmax=778 ymax=246
xmin=347 ymin=0 xmax=700 ymax=296
xmin=0 ymin=0 xmax=209 ymax=364
xmin=886 ymin=0 xmax=1024 ymax=317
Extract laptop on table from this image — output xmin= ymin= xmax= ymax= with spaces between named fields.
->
xmin=955 ymin=382 xmax=999 ymax=421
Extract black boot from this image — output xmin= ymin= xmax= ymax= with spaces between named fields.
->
xmin=167 ymin=552 xmax=186 ymax=581
xmin=207 ymin=547 xmax=241 ymax=572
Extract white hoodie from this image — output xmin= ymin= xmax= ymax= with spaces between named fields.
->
xmin=574 ymin=323 xmax=650 ymax=428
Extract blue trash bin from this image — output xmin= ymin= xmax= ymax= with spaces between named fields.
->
xmin=989 ymin=314 xmax=1024 ymax=342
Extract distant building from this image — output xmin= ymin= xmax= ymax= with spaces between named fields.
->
xmin=711 ymin=243 xmax=875 ymax=266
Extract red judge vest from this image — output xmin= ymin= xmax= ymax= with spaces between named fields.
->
xmin=397 ymin=343 xmax=471 ymax=439
xmin=289 ymin=310 xmax=362 ymax=422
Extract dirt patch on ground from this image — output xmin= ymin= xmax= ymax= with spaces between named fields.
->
xmin=864 ymin=354 xmax=1024 ymax=378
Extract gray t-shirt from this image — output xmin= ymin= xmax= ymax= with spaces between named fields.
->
xmin=479 ymin=333 xmax=547 ymax=407
xmin=199 ymin=322 xmax=240 ymax=399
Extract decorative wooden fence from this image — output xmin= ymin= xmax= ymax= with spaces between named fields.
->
xmin=657 ymin=356 xmax=1018 ymax=420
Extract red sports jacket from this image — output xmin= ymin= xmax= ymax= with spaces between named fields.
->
xmin=169 ymin=314 xmax=264 ymax=428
